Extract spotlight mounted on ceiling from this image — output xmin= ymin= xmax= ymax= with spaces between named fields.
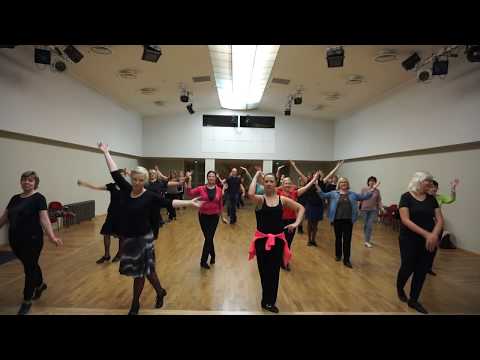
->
xmin=326 ymin=46 xmax=345 ymax=68
xmin=34 ymin=47 xmax=51 ymax=65
xmin=401 ymin=52 xmax=421 ymax=71
xmin=63 ymin=45 xmax=84 ymax=63
xmin=465 ymin=45 xmax=480 ymax=62
xmin=284 ymin=108 xmax=291 ymax=116
xmin=142 ymin=45 xmax=162 ymax=63
xmin=186 ymin=103 xmax=195 ymax=114
xmin=180 ymin=87 xmax=190 ymax=103
xmin=432 ymin=57 xmax=449 ymax=76
xmin=284 ymin=95 xmax=293 ymax=116
xmin=293 ymin=87 xmax=303 ymax=105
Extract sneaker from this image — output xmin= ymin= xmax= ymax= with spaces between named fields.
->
xmin=32 ymin=283 xmax=47 ymax=300
xmin=96 ymin=256 xmax=111 ymax=264
xmin=17 ymin=301 xmax=32 ymax=315
xmin=408 ymin=300 xmax=428 ymax=314
xmin=364 ymin=242 xmax=373 ymax=248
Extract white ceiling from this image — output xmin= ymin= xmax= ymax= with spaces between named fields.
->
xmin=64 ymin=45 xmax=465 ymax=120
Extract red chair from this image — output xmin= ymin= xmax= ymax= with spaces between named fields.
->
xmin=379 ymin=204 xmax=400 ymax=231
xmin=48 ymin=202 xmax=76 ymax=230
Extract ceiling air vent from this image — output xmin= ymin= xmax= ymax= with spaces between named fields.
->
xmin=271 ymin=78 xmax=291 ymax=85
xmin=325 ymin=92 xmax=340 ymax=101
xmin=192 ymin=75 xmax=211 ymax=83
xmin=374 ymin=49 xmax=398 ymax=63
xmin=118 ymin=68 xmax=139 ymax=79
xmin=346 ymin=74 xmax=364 ymax=85
xmin=90 ymin=45 xmax=112 ymax=55
xmin=140 ymin=87 xmax=157 ymax=95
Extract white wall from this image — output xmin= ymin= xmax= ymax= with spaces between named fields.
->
xmin=143 ymin=109 xmax=333 ymax=161
xmin=0 ymin=47 xmax=143 ymax=156
xmin=339 ymin=147 xmax=480 ymax=254
xmin=334 ymin=60 xmax=480 ymax=160
xmin=0 ymin=135 xmax=138 ymax=246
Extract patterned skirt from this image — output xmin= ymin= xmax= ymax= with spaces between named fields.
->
xmin=119 ymin=231 xmax=155 ymax=278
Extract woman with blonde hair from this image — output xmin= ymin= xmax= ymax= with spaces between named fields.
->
xmin=397 ymin=171 xmax=443 ymax=314
xmin=317 ymin=177 xmax=379 ymax=268
xmin=98 ymin=142 xmax=203 ymax=315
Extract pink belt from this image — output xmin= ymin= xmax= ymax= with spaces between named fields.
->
xmin=248 ymin=229 xmax=292 ymax=267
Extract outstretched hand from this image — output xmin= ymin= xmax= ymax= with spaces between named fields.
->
xmin=254 ymin=165 xmax=262 ymax=172
xmin=97 ymin=141 xmax=109 ymax=153
xmin=373 ymin=181 xmax=381 ymax=190
xmin=191 ymin=197 xmax=205 ymax=208
xmin=185 ymin=170 xmax=193 ymax=178
xmin=450 ymin=178 xmax=460 ymax=190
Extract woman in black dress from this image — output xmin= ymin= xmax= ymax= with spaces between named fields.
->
xmin=98 ymin=142 xmax=202 ymax=315
xmin=247 ymin=171 xmax=304 ymax=313
xmin=397 ymin=171 xmax=444 ymax=314
xmin=77 ymin=178 xmax=124 ymax=263
xmin=0 ymin=171 xmax=62 ymax=315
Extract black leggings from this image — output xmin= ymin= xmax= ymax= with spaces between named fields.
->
xmin=255 ymin=237 xmax=284 ymax=306
xmin=10 ymin=234 xmax=44 ymax=301
xmin=198 ymin=214 xmax=219 ymax=264
xmin=333 ymin=219 xmax=353 ymax=262
xmin=282 ymin=219 xmax=296 ymax=249
xmin=397 ymin=236 xmax=434 ymax=301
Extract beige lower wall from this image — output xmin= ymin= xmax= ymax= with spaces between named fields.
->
xmin=338 ymin=147 xmax=480 ymax=253
xmin=0 ymin=135 xmax=138 ymax=246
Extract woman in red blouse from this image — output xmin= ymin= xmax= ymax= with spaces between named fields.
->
xmin=276 ymin=171 xmax=320 ymax=270
xmin=186 ymin=170 xmax=226 ymax=269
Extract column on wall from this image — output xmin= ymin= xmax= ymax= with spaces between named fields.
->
xmin=205 ymin=158 xmax=215 ymax=183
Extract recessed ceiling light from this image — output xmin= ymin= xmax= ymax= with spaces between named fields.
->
xmin=140 ymin=87 xmax=157 ymax=95
xmin=154 ymin=100 xmax=165 ymax=106
xmin=374 ymin=49 xmax=398 ymax=63
xmin=90 ymin=46 xmax=112 ymax=55
xmin=117 ymin=68 xmax=139 ymax=79
xmin=346 ymin=74 xmax=364 ymax=85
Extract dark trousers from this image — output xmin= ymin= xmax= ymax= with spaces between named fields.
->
xmin=397 ymin=236 xmax=434 ymax=301
xmin=199 ymin=214 xmax=219 ymax=264
xmin=165 ymin=194 xmax=177 ymax=220
xmin=333 ymin=219 xmax=353 ymax=262
xmin=282 ymin=219 xmax=297 ymax=249
xmin=255 ymin=237 xmax=284 ymax=306
xmin=428 ymin=228 xmax=442 ymax=271
xmin=10 ymin=234 xmax=44 ymax=301
xmin=227 ymin=193 xmax=239 ymax=224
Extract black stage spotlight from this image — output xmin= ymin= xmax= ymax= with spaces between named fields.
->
xmin=142 ymin=45 xmax=162 ymax=63
xmin=294 ymin=95 xmax=302 ymax=105
xmin=432 ymin=58 xmax=448 ymax=76
xmin=186 ymin=103 xmax=195 ymax=114
xmin=284 ymin=108 xmax=291 ymax=116
xmin=466 ymin=45 xmax=480 ymax=62
xmin=180 ymin=92 xmax=189 ymax=103
xmin=63 ymin=45 xmax=84 ymax=63
xmin=34 ymin=48 xmax=51 ymax=65
xmin=401 ymin=52 xmax=421 ymax=71
xmin=326 ymin=46 xmax=344 ymax=68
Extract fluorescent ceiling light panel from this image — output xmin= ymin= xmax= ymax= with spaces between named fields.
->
xmin=208 ymin=45 xmax=280 ymax=110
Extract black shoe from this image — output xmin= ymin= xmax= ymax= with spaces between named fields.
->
xmin=408 ymin=300 xmax=428 ymax=314
xmin=200 ymin=263 xmax=210 ymax=269
xmin=210 ymin=257 xmax=215 ymax=265
xmin=17 ymin=301 xmax=32 ymax=315
xmin=128 ymin=302 xmax=140 ymax=315
xmin=262 ymin=304 xmax=279 ymax=314
xmin=397 ymin=289 xmax=408 ymax=303
xmin=155 ymin=288 xmax=167 ymax=309
xmin=344 ymin=261 xmax=353 ymax=268
xmin=32 ymin=283 xmax=47 ymax=300
xmin=335 ymin=256 xmax=342 ymax=262
xmin=96 ymin=256 xmax=111 ymax=264
xmin=112 ymin=254 xmax=121 ymax=263
xmin=427 ymin=270 xmax=437 ymax=276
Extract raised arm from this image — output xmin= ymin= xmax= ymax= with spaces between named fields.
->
xmin=98 ymin=142 xmax=118 ymax=172
xmin=276 ymin=165 xmax=286 ymax=181
xmin=289 ymin=160 xmax=307 ymax=183
xmin=323 ymin=160 xmax=344 ymax=182
xmin=281 ymin=196 xmax=305 ymax=232
xmin=98 ymin=142 xmax=131 ymax=192
xmin=0 ymin=209 xmax=8 ymax=229
xmin=154 ymin=165 xmax=169 ymax=181
xmin=185 ymin=171 xmax=201 ymax=197
xmin=240 ymin=166 xmax=252 ymax=181
xmin=248 ymin=171 xmax=264 ymax=205
xmin=77 ymin=180 xmax=107 ymax=191
xmin=39 ymin=210 xmax=63 ymax=246
xmin=443 ymin=178 xmax=459 ymax=204
xmin=298 ymin=171 xmax=320 ymax=197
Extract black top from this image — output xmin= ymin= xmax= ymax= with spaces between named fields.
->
xmin=325 ymin=183 xmax=337 ymax=192
xmin=305 ymin=180 xmax=326 ymax=207
xmin=7 ymin=192 xmax=47 ymax=240
xmin=106 ymin=183 xmax=122 ymax=216
xmin=226 ymin=176 xmax=241 ymax=195
xmin=255 ymin=196 xmax=284 ymax=235
xmin=207 ymin=186 xmax=216 ymax=201
xmin=335 ymin=193 xmax=352 ymax=220
xmin=111 ymin=170 xmax=173 ymax=237
xmin=399 ymin=192 xmax=439 ymax=240
xmin=146 ymin=180 xmax=168 ymax=196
